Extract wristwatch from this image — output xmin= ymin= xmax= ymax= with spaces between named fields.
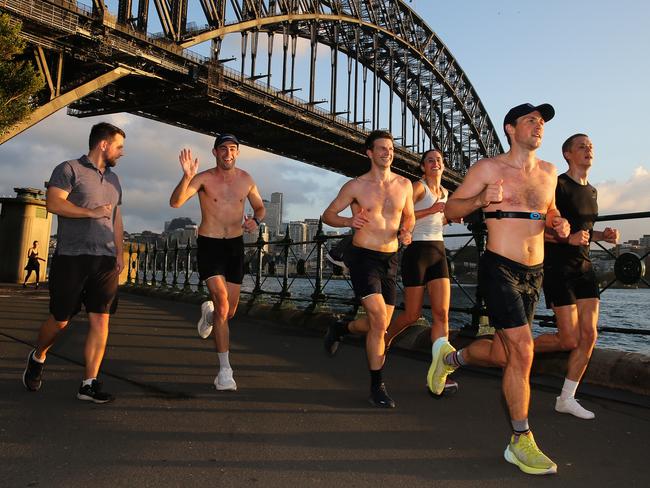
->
xmin=253 ymin=216 xmax=261 ymax=225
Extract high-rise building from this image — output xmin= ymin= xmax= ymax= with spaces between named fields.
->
xmin=271 ymin=192 xmax=283 ymax=222
xmin=264 ymin=198 xmax=282 ymax=237
xmin=289 ymin=221 xmax=307 ymax=257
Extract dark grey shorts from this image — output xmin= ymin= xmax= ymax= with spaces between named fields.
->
xmin=478 ymin=250 xmax=543 ymax=329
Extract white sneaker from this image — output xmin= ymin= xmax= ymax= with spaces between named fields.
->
xmin=555 ymin=396 xmax=595 ymax=419
xmin=214 ymin=368 xmax=237 ymax=391
xmin=197 ymin=301 xmax=214 ymax=339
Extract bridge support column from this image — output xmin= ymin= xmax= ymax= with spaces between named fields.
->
xmin=0 ymin=67 xmax=149 ymax=145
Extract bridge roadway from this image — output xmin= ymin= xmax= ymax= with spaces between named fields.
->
xmin=1 ymin=284 xmax=648 ymax=487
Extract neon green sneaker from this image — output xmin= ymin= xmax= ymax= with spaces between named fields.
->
xmin=426 ymin=338 xmax=457 ymax=396
xmin=504 ymin=432 xmax=557 ymax=475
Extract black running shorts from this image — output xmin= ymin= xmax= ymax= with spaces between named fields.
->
xmin=196 ymin=235 xmax=245 ymax=284
xmin=543 ymin=261 xmax=599 ymax=308
xmin=478 ymin=250 xmax=543 ymax=329
xmin=401 ymin=241 xmax=449 ymax=287
xmin=345 ymin=245 xmax=398 ymax=306
xmin=49 ymin=255 xmax=119 ymax=321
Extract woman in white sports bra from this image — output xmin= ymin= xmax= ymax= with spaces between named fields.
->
xmin=385 ymin=149 xmax=458 ymax=395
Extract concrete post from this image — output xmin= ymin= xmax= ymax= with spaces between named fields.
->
xmin=0 ymin=188 xmax=53 ymax=283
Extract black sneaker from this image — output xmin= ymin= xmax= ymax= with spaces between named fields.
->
xmin=22 ymin=349 xmax=44 ymax=391
xmin=324 ymin=321 xmax=345 ymax=356
xmin=77 ymin=380 xmax=114 ymax=404
xmin=368 ymin=383 xmax=396 ymax=408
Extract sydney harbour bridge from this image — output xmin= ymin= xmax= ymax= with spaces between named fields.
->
xmin=1 ymin=0 xmax=504 ymax=187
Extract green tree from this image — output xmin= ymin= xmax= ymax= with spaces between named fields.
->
xmin=0 ymin=13 xmax=44 ymax=136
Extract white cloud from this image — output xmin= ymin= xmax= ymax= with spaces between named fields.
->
xmin=593 ymin=166 xmax=650 ymax=242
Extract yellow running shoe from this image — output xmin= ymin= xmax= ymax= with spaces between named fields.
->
xmin=426 ymin=338 xmax=457 ymax=396
xmin=504 ymin=431 xmax=557 ymax=475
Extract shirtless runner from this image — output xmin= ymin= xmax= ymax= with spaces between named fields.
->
xmin=170 ymin=134 xmax=265 ymax=391
xmin=322 ymin=130 xmax=415 ymax=408
xmin=438 ymin=103 xmax=570 ymax=475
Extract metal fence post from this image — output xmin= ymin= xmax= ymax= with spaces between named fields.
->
xmin=464 ymin=214 xmax=491 ymax=337
xmin=172 ymin=239 xmax=179 ymax=289
xmin=161 ymin=240 xmax=168 ymax=288
xmin=183 ymin=239 xmax=192 ymax=290
xmin=252 ymin=226 xmax=265 ymax=298
xmin=151 ymin=241 xmax=158 ymax=287
xmin=308 ymin=218 xmax=326 ymax=311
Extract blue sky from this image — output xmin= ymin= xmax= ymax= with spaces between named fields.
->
xmin=1 ymin=0 xmax=649 ymax=241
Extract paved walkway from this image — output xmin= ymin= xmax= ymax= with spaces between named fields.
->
xmin=1 ymin=284 xmax=648 ymax=487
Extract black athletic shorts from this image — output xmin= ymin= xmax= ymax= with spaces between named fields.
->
xmin=478 ymin=250 xmax=543 ymax=329
xmin=543 ymin=260 xmax=599 ymax=308
xmin=401 ymin=241 xmax=449 ymax=287
xmin=345 ymin=245 xmax=398 ymax=306
xmin=49 ymin=254 xmax=119 ymax=321
xmin=197 ymin=235 xmax=245 ymax=284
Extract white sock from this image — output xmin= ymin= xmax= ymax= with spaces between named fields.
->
xmin=82 ymin=378 xmax=96 ymax=387
xmin=218 ymin=351 xmax=231 ymax=370
xmin=560 ymin=378 xmax=579 ymax=400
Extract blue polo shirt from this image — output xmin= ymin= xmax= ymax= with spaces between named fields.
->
xmin=48 ymin=155 xmax=123 ymax=257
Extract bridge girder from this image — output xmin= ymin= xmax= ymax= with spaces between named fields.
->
xmin=1 ymin=0 xmax=504 ymax=189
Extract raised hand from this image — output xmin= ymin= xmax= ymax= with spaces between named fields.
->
xmin=89 ymin=204 xmax=112 ymax=219
xmin=179 ymin=148 xmax=199 ymax=178
xmin=480 ymin=179 xmax=503 ymax=207
xmin=351 ymin=208 xmax=371 ymax=230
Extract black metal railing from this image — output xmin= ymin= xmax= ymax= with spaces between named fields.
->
xmin=120 ymin=213 xmax=650 ymax=340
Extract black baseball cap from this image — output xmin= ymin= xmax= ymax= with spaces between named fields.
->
xmin=503 ymin=103 xmax=555 ymax=131
xmin=214 ymin=133 xmax=240 ymax=148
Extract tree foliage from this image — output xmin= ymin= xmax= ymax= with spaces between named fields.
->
xmin=0 ymin=13 xmax=44 ymax=136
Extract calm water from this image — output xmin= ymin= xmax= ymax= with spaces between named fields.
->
xmin=143 ymin=272 xmax=649 ymax=354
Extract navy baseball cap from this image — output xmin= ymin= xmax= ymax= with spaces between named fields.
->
xmin=214 ymin=133 xmax=240 ymax=148
xmin=503 ymin=103 xmax=555 ymax=131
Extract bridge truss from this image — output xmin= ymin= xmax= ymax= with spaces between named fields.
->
xmin=1 ymin=0 xmax=504 ymax=186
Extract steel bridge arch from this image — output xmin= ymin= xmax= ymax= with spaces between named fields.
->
xmin=178 ymin=10 xmax=502 ymax=169
xmin=1 ymin=0 xmax=503 ymax=183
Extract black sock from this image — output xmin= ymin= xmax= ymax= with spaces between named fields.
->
xmin=370 ymin=369 xmax=383 ymax=391
xmin=335 ymin=321 xmax=349 ymax=337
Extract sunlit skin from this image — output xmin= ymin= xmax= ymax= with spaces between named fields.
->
xmin=169 ymin=140 xmax=266 ymax=354
xmin=385 ymin=150 xmax=451 ymax=348
xmin=535 ymin=135 xmax=619 ymax=386
xmin=323 ymin=136 xmax=415 ymax=371
xmin=444 ymin=110 xmax=570 ymax=423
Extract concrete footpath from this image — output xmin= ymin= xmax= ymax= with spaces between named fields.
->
xmin=1 ymin=284 xmax=649 ymax=487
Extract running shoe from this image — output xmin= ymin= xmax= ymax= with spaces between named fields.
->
xmin=504 ymin=431 xmax=557 ymax=475
xmin=197 ymin=301 xmax=214 ymax=339
xmin=323 ymin=320 xmax=346 ymax=356
xmin=426 ymin=338 xmax=457 ymax=396
xmin=368 ymin=382 xmax=396 ymax=408
xmin=214 ymin=368 xmax=237 ymax=391
xmin=77 ymin=380 xmax=114 ymax=404
xmin=22 ymin=349 xmax=44 ymax=391
xmin=427 ymin=377 xmax=459 ymax=398
xmin=555 ymin=396 xmax=595 ymax=419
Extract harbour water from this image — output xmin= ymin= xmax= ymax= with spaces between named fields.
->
xmin=235 ymin=275 xmax=649 ymax=354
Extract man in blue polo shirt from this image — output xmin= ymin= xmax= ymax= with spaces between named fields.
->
xmin=22 ymin=122 xmax=125 ymax=404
